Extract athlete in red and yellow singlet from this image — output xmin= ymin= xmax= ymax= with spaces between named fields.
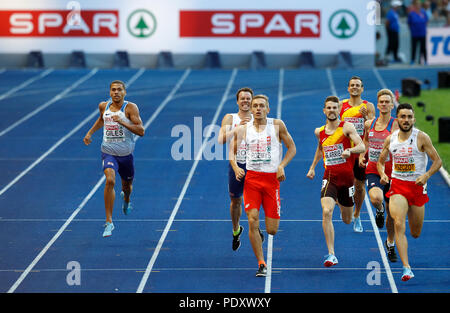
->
xmin=307 ymin=96 xmax=365 ymax=268
xmin=340 ymin=99 xmax=369 ymax=139
xmin=319 ymin=121 xmax=355 ymax=187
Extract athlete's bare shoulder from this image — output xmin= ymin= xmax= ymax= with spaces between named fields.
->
xmin=314 ymin=126 xmax=323 ymax=138
xmin=98 ymin=101 xmax=108 ymax=114
xmin=221 ymin=113 xmax=233 ymax=126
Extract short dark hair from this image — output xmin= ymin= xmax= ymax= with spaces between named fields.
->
xmin=348 ymin=76 xmax=363 ymax=87
xmin=396 ymin=103 xmax=414 ymax=116
xmin=324 ymin=95 xmax=339 ymax=106
xmin=110 ymin=80 xmax=126 ymax=90
xmin=236 ymin=87 xmax=253 ymax=101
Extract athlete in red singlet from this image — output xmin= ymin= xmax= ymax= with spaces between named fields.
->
xmin=361 ymin=89 xmax=398 ymax=262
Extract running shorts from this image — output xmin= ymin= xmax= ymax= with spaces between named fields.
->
xmin=385 ymin=178 xmax=429 ymax=207
xmin=366 ymin=173 xmax=390 ymax=202
xmin=321 ymin=178 xmax=355 ymax=207
xmin=243 ymin=170 xmax=281 ymax=219
xmin=228 ymin=162 xmax=246 ymax=198
xmin=102 ymin=152 xmax=134 ymax=181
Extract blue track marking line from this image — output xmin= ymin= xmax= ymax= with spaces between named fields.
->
xmin=5 ymin=68 xmax=190 ymax=293
xmin=0 ymin=68 xmax=98 ymax=137
xmin=0 ymin=68 xmax=54 ymax=102
xmin=136 ymin=68 xmax=238 ymax=293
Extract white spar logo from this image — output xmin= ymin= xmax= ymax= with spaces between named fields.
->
xmin=211 ymin=13 xmax=319 ymax=35
xmin=9 ymin=12 xmax=117 ymax=34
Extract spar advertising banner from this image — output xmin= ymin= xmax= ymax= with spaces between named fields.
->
xmin=0 ymin=0 xmax=376 ymax=54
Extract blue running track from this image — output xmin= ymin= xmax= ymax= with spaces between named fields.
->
xmin=0 ymin=66 xmax=448 ymax=294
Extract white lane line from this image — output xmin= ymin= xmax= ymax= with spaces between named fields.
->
xmin=0 ymin=68 xmax=54 ymax=102
xmin=0 ymin=68 xmax=144 ymax=197
xmin=0 ymin=68 xmax=98 ymax=138
xmin=0 ymin=110 xmax=99 ymax=197
xmin=264 ymin=68 xmax=285 ymax=293
xmin=364 ymin=196 xmax=398 ymax=293
xmin=6 ymin=177 xmax=104 ymax=293
xmin=326 ymin=68 xmax=337 ymax=96
xmin=136 ymin=68 xmax=238 ymax=293
xmin=6 ymin=68 xmax=190 ymax=293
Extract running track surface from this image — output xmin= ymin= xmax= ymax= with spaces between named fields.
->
xmin=0 ymin=66 xmax=448 ymax=293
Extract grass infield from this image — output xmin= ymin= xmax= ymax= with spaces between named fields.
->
xmin=399 ymin=88 xmax=450 ymax=171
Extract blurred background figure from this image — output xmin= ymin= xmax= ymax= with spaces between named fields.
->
xmin=385 ymin=0 xmax=403 ymax=63
xmin=408 ymin=0 xmax=429 ymax=65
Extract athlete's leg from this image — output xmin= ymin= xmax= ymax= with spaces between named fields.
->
xmin=408 ymin=204 xmax=425 ymax=239
xmin=321 ymin=197 xmax=336 ymax=255
xmin=230 ymin=196 xmax=243 ymax=233
xmin=353 ymin=178 xmax=366 ymax=218
xmin=121 ymin=178 xmax=133 ymax=202
xmin=265 ymin=217 xmax=280 ymax=236
xmin=104 ymin=168 xmax=116 ymax=223
xmin=338 ymin=204 xmax=353 ymax=224
xmin=246 ymin=208 xmax=264 ymax=263
xmin=368 ymin=186 xmax=384 ymax=212
xmin=386 ymin=201 xmax=395 ymax=244
xmin=389 ymin=194 xmax=410 ymax=267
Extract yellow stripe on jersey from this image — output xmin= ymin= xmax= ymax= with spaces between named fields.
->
xmin=341 ymin=101 xmax=366 ymax=119
xmin=322 ymin=125 xmax=345 ymax=147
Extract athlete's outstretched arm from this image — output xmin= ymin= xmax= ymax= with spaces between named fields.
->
xmin=377 ymin=135 xmax=391 ymax=185
xmin=277 ymin=120 xmax=296 ymax=182
xmin=83 ymin=102 xmax=106 ymax=145
xmin=416 ymin=131 xmax=442 ymax=186
xmin=306 ymin=127 xmax=322 ymax=180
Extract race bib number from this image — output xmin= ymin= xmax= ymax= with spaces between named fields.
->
xmin=248 ymin=137 xmax=271 ymax=164
xmin=368 ymin=145 xmax=390 ymax=162
xmin=344 ymin=117 xmax=365 ymax=136
xmin=104 ymin=116 xmax=125 ymax=143
xmin=348 ymin=185 xmax=355 ymax=197
xmin=323 ymin=143 xmax=346 ymax=166
xmin=394 ymin=163 xmax=415 ymax=173
xmin=236 ymin=141 xmax=247 ymax=163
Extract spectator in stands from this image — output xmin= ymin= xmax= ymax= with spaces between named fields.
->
xmin=386 ymin=0 xmax=403 ymax=62
xmin=408 ymin=0 xmax=429 ymax=65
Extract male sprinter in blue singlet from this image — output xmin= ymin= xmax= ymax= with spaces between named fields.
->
xmin=84 ymin=80 xmax=145 ymax=237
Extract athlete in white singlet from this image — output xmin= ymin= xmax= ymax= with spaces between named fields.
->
xmin=84 ymin=80 xmax=145 ymax=237
xmin=230 ymin=94 xmax=296 ymax=277
xmin=377 ymin=103 xmax=442 ymax=281
xmin=218 ymin=87 xmax=253 ymax=251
